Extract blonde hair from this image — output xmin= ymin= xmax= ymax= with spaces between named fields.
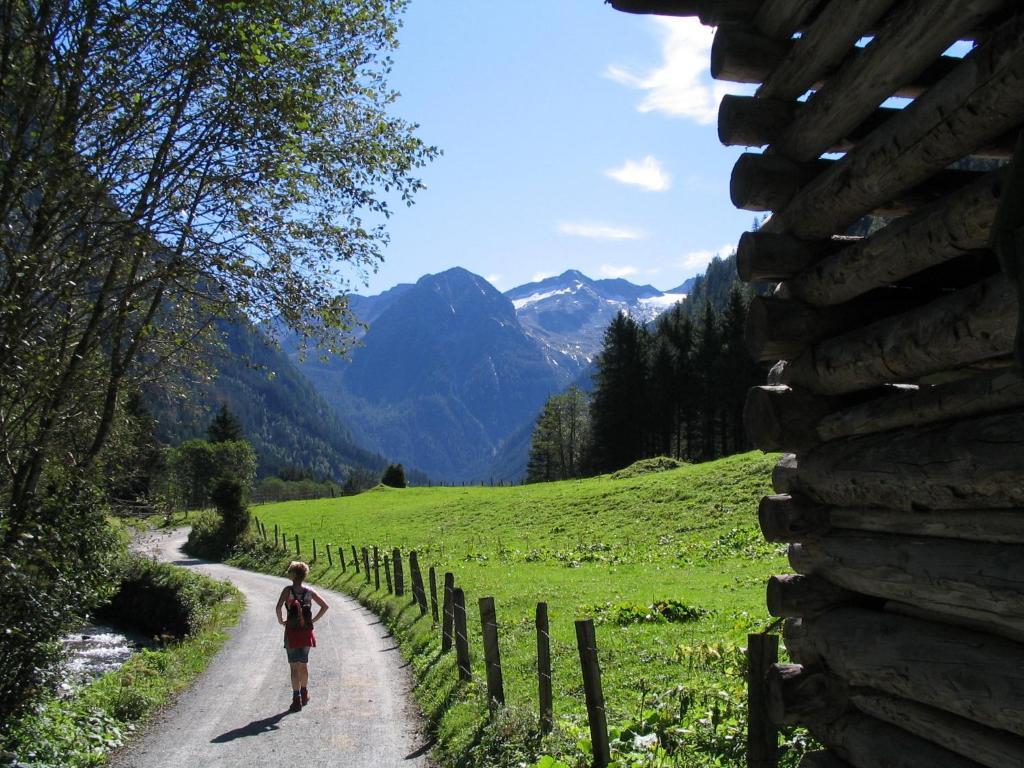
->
xmin=287 ymin=561 xmax=309 ymax=579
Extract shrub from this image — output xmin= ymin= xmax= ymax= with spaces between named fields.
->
xmin=585 ymin=599 xmax=710 ymax=626
xmin=97 ymin=556 xmax=233 ymax=638
xmin=610 ymin=456 xmax=686 ymax=479
xmin=183 ymin=477 xmax=251 ymax=559
xmin=211 ymin=476 xmax=249 ymax=544
xmin=381 ymin=463 xmax=407 ymax=488
xmin=0 ymin=474 xmax=119 ymax=721
xmin=183 ymin=510 xmax=229 ymax=560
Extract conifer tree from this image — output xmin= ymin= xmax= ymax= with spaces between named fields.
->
xmin=381 ymin=464 xmax=407 ymax=488
xmin=588 ymin=312 xmax=649 ymax=473
xmin=208 ymin=404 xmax=245 ymax=443
xmin=694 ymin=301 xmax=721 ymax=459
xmin=720 ymin=286 xmax=758 ymax=453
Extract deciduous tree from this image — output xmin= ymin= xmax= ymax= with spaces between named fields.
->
xmin=526 ymin=386 xmax=590 ymax=483
xmin=0 ymin=0 xmax=436 ymax=523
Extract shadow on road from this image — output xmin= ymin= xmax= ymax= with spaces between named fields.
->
xmin=211 ymin=711 xmax=291 ymax=743
xmin=170 ymin=556 xmax=208 ymax=566
xmin=405 ymin=738 xmax=435 ymax=760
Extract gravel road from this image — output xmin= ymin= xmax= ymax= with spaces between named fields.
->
xmin=110 ymin=528 xmax=431 ymax=768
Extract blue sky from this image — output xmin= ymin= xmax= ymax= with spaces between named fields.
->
xmin=360 ymin=1 xmax=756 ymax=296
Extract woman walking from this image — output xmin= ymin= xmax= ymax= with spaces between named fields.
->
xmin=276 ymin=561 xmax=329 ymax=712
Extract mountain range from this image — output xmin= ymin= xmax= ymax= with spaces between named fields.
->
xmin=154 ymin=266 xmax=706 ymax=485
xmin=281 ymin=267 xmax=696 ymax=482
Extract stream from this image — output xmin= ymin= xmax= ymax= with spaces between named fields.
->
xmin=59 ymin=623 xmax=151 ymax=691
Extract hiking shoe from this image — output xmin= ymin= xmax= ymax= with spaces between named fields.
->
xmin=289 ymin=697 xmax=302 ymax=713
xmin=300 ymin=690 xmax=310 ymax=706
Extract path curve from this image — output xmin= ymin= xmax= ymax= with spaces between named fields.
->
xmin=110 ymin=528 xmax=431 ymax=768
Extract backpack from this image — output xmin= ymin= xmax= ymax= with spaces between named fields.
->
xmin=285 ymin=586 xmax=314 ymax=630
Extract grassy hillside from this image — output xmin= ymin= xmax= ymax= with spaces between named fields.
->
xmin=248 ymin=452 xmax=802 ymax=767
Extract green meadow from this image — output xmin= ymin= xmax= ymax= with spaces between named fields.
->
xmin=244 ymin=452 xmax=803 ymax=767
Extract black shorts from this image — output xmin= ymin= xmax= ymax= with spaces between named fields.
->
xmin=286 ymin=645 xmax=310 ymax=663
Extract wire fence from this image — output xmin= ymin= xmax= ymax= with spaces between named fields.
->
xmin=251 ymin=515 xmax=777 ymax=768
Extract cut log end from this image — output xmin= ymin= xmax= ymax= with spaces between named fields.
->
xmin=759 ymin=493 xmax=832 ymax=542
xmin=737 ymin=230 xmax=839 ymax=283
xmin=744 ymin=384 xmax=838 ymax=452
xmin=767 ymin=663 xmax=848 ymax=726
xmin=767 ymin=573 xmax=860 ymax=618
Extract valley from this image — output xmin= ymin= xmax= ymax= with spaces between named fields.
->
xmin=244 ymin=451 xmax=795 ymax=767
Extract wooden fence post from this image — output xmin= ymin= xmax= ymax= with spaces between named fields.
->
xmin=362 ymin=547 xmax=370 ymax=583
xmin=373 ymin=546 xmax=381 ymax=590
xmin=442 ymin=572 xmax=455 ymax=652
xmin=313 ymin=538 xmax=317 ymax=563
xmin=326 ymin=544 xmax=333 ymax=568
xmin=429 ymin=567 xmax=439 ymax=624
xmin=384 ymin=554 xmax=393 ymax=592
xmin=393 ymin=548 xmax=404 ymax=596
xmin=351 ymin=545 xmax=359 ymax=573
xmin=274 ymin=524 xmax=279 ymax=548
xmin=576 ymin=619 xmax=610 ymax=768
xmin=453 ymin=587 xmax=471 ymax=681
xmin=479 ymin=597 xmax=505 ymax=711
xmin=409 ymin=551 xmax=427 ymax=615
xmin=537 ymin=602 xmax=553 ymax=735
xmin=748 ymin=633 xmax=780 ymax=768
xmin=294 ymin=534 xmax=300 ymax=556
xmin=340 ymin=546 xmax=346 ymax=572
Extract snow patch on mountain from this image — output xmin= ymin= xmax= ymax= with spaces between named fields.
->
xmin=511 ymin=286 xmax=577 ymax=310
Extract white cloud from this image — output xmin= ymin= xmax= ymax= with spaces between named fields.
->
xmin=606 ymin=155 xmax=672 ymax=192
xmin=606 ymin=17 xmax=741 ymax=124
xmin=678 ymin=243 xmax=735 ymax=271
xmin=558 ymin=221 xmax=644 ymax=240
xmin=599 ymin=264 xmax=640 ymax=279
xmin=485 ymin=273 xmax=503 ymax=287
xmin=531 ymin=271 xmax=555 ymax=282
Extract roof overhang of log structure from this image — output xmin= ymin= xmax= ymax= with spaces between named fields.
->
xmin=608 ymin=1 xmax=1024 ymax=767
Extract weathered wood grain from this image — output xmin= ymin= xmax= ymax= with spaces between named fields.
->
xmin=766 ymin=574 xmax=861 ymax=618
xmin=757 ymin=0 xmax=898 ymax=101
xmin=760 ymin=492 xmax=1024 ymax=545
xmin=816 ymin=367 xmax=1024 ymax=441
xmin=712 ymin=27 xmax=960 ymax=97
xmin=785 ymin=608 xmax=1024 ymax=737
xmin=782 ymin=276 xmax=1015 ymax=395
xmin=787 ymin=176 xmax=1003 ymax=307
xmin=744 ymin=385 xmax=840 ymax=452
xmin=773 ymin=410 xmax=1024 ymax=510
xmin=849 ymin=691 xmax=1024 ymax=768
xmin=752 ymin=0 xmax=823 ymax=41
xmin=731 ymin=152 xmax=983 ymax=217
xmin=810 ymin=710 xmax=988 ymax=768
xmin=770 ymin=0 xmax=1008 ymax=165
xmin=789 ymin=531 xmax=1024 ymax=625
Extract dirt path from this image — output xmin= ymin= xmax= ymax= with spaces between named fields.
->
xmin=110 ymin=528 xmax=431 ymax=768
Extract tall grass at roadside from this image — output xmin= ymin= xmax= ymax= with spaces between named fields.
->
xmin=244 ymin=451 xmax=810 ymax=767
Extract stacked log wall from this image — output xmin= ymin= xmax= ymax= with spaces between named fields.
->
xmin=609 ymin=1 xmax=1024 ymax=766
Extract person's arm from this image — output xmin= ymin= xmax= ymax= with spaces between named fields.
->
xmin=310 ymin=590 xmax=329 ymax=624
xmin=275 ymin=587 xmax=289 ymax=626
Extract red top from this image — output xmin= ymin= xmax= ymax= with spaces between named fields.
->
xmin=285 ymin=625 xmax=316 ymax=649
xmin=284 ymin=586 xmax=317 ymax=649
